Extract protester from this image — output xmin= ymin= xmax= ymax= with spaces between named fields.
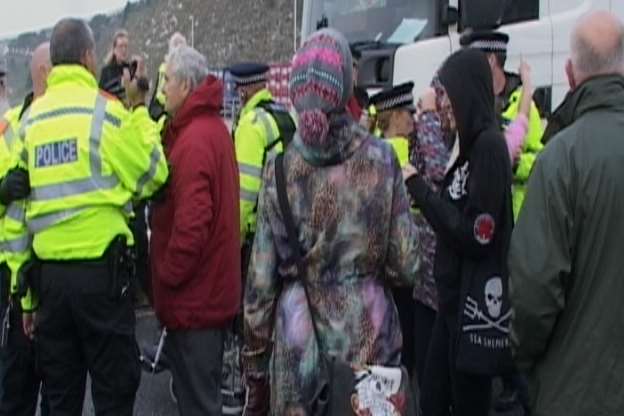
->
xmin=99 ymin=29 xmax=130 ymax=100
xmin=461 ymin=30 xmax=538 ymax=413
xmin=17 ymin=18 xmax=168 ymax=415
xmin=0 ymin=42 xmax=51 ymax=416
xmin=150 ymin=45 xmax=241 ymax=416
xmin=407 ymin=80 xmax=454 ymax=396
xmin=509 ymin=11 xmax=624 ymax=416
xmin=242 ymin=28 xmax=421 ymax=415
xmin=149 ymin=32 xmax=187 ymax=121
xmin=403 ymin=49 xmax=513 ymax=416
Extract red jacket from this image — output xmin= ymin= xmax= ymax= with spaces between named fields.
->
xmin=150 ymin=75 xmax=241 ymax=330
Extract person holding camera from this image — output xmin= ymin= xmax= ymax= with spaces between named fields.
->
xmin=99 ymin=29 xmax=132 ymax=101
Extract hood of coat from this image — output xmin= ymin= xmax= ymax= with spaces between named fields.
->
xmin=289 ymin=28 xmax=360 ymax=166
xmin=168 ymin=75 xmax=223 ymax=134
xmin=438 ymin=49 xmax=497 ymax=159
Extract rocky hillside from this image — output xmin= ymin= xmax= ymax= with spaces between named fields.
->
xmin=2 ymin=0 xmax=302 ymax=105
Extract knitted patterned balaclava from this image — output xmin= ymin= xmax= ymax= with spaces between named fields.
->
xmin=289 ymin=28 xmax=353 ymax=148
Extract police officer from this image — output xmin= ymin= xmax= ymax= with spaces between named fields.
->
xmin=17 ymin=18 xmax=168 ymax=415
xmin=460 ymin=30 xmax=544 ymax=218
xmin=226 ymin=62 xmax=295 ymax=414
xmin=368 ymin=82 xmax=415 ymax=167
xmin=0 ymin=42 xmax=50 ymax=416
xmin=229 ymin=62 xmax=295 ymax=256
xmin=369 ymin=82 xmax=417 ymax=377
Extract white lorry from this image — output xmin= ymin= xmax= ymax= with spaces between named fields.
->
xmin=301 ymin=0 xmax=624 ymax=114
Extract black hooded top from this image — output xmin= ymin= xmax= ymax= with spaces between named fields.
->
xmin=407 ymin=49 xmax=513 ymax=317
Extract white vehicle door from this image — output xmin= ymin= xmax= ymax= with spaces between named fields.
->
xmin=550 ymin=0 xmax=610 ymax=107
xmin=612 ymin=0 xmax=624 ymax=17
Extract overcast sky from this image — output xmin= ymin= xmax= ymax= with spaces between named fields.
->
xmin=0 ymin=0 xmax=131 ymax=38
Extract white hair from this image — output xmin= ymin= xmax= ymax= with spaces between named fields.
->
xmin=571 ymin=17 xmax=624 ymax=77
xmin=168 ymin=32 xmax=187 ymax=55
xmin=168 ymin=46 xmax=209 ymax=91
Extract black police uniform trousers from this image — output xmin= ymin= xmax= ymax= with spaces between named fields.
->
xmin=36 ymin=259 xmax=140 ymax=416
xmin=0 ymin=294 xmax=47 ymax=416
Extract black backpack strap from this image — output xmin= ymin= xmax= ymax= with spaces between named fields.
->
xmin=257 ymin=100 xmax=296 ymax=148
xmin=274 ymin=154 xmax=324 ymax=351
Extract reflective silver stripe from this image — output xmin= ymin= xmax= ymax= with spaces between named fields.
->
xmin=136 ymin=146 xmax=162 ymax=196
xmin=240 ymin=189 xmax=258 ymax=203
xmin=30 ymin=95 xmax=119 ymax=201
xmin=32 ymin=178 xmax=108 ymax=201
xmin=6 ymin=203 xmax=25 ymax=223
xmin=3 ymin=234 xmax=30 ymax=253
xmin=239 ymin=162 xmax=262 ymax=178
xmin=104 ymin=113 xmax=122 ymax=127
xmin=88 ymin=95 xmax=119 ymax=187
xmin=26 ymin=106 xmax=121 ymax=128
xmin=27 ymin=107 xmax=93 ymax=125
xmin=27 ymin=207 xmax=86 ymax=234
xmin=256 ymin=110 xmax=276 ymax=144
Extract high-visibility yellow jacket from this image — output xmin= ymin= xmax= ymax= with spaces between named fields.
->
xmin=18 ymin=65 xmax=168 ymax=261
xmin=386 ymin=136 xmax=409 ymax=168
xmin=1 ymin=102 xmax=36 ymax=310
xmin=235 ymin=88 xmax=283 ymax=241
xmin=368 ymin=104 xmax=382 ymax=137
xmin=502 ymin=87 xmax=544 ymax=219
xmin=0 ymin=107 xmax=20 ymax=221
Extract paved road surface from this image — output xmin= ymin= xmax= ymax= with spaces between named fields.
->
xmin=42 ymin=309 xmax=523 ymax=416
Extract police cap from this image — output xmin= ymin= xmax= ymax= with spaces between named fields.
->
xmin=369 ymin=82 xmax=415 ymax=113
xmin=228 ymin=62 xmax=270 ymax=87
xmin=460 ymin=30 xmax=510 ymax=54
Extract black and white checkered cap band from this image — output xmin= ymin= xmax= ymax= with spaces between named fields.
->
xmin=376 ymin=93 xmax=414 ymax=112
xmin=231 ymin=72 xmax=268 ymax=86
xmin=469 ymin=40 xmax=508 ymax=53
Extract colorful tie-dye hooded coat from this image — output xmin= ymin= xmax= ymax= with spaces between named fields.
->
xmin=243 ymin=114 xmax=422 ymax=414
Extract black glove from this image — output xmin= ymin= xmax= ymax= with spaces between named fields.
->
xmin=0 ymin=168 xmax=30 ymax=205
xmin=405 ymin=175 xmax=431 ymax=207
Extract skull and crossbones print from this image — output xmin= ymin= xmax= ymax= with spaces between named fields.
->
xmin=448 ymin=161 xmax=470 ymax=200
xmin=463 ymin=276 xmax=511 ymax=334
